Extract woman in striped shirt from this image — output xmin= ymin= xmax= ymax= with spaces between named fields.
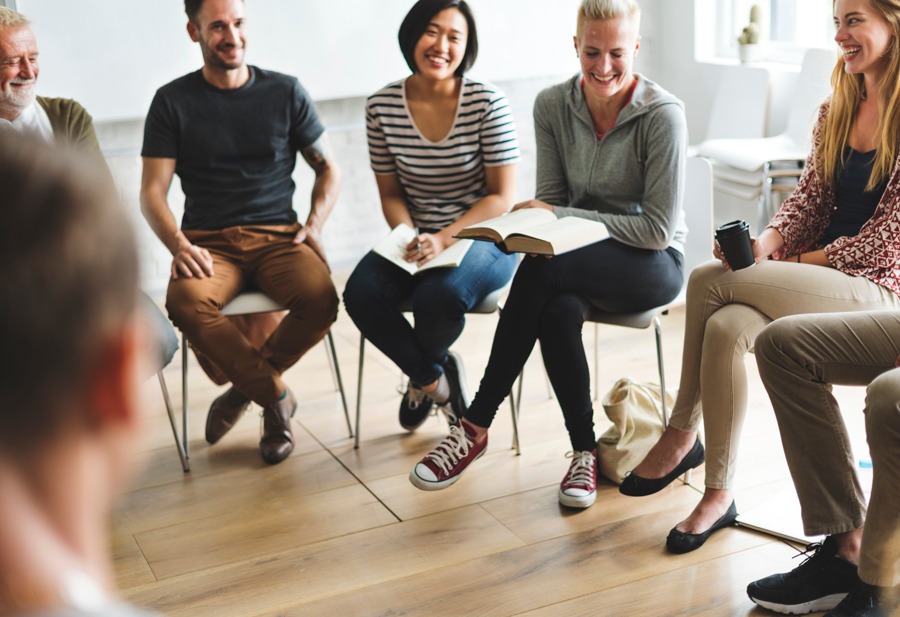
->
xmin=343 ymin=0 xmax=520 ymax=432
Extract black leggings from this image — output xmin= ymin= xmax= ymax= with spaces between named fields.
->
xmin=465 ymin=239 xmax=684 ymax=451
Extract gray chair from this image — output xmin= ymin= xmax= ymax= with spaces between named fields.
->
xmin=171 ymin=291 xmax=352 ymax=471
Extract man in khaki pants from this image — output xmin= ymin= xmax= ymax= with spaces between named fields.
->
xmin=746 ymin=311 xmax=900 ymax=616
xmin=141 ymin=0 xmax=341 ymax=464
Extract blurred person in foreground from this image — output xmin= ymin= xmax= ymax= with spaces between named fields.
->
xmin=0 ymin=135 xmax=160 ymax=616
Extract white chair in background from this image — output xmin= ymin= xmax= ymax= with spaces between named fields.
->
xmin=697 ymin=48 xmax=836 ymax=231
xmin=690 ymin=64 xmax=771 ymax=155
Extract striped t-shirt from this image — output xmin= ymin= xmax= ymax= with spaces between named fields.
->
xmin=366 ymin=78 xmax=521 ymax=231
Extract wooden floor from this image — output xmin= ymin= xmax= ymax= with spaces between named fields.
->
xmin=117 ymin=285 xmax=869 ymax=616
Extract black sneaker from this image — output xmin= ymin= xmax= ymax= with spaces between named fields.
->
xmin=825 ymin=582 xmax=899 ymax=617
xmin=747 ymin=536 xmax=860 ymax=614
xmin=398 ymin=383 xmax=434 ymax=431
xmin=436 ymin=351 xmax=469 ymax=425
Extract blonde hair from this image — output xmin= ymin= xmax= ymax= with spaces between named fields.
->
xmin=576 ymin=0 xmax=641 ymax=38
xmin=821 ymin=0 xmax=900 ymax=190
xmin=0 ymin=7 xmax=29 ymax=30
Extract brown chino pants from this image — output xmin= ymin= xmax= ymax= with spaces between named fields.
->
xmin=755 ymin=311 xmax=900 ymax=586
xmin=166 ymin=223 xmax=338 ymax=406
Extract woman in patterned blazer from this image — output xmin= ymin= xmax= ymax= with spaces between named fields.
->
xmin=622 ymin=0 xmax=900 ymax=556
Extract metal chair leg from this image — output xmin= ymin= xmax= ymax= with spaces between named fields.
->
xmin=354 ymin=335 xmax=365 ymax=449
xmin=509 ymin=385 xmax=521 ymax=456
xmin=653 ymin=316 xmax=667 ymax=426
xmin=159 ymin=370 xmax=190 ymax=472
xmin=181 ymin=334 xmax=190 ymax=464
xmin=325 ymin=331 xmax=353 ymax=438
xmin=653 ymin=315 xmax=690 ymax=485
xmin=324 ymin=330 xmax=341 ymax=392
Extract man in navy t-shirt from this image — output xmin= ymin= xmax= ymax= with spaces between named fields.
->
xmin=141 ymin=0 xmax=342 ymax=465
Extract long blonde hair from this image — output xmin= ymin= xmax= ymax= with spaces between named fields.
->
xmin=821 ymin=0 xmax=900 ymax=190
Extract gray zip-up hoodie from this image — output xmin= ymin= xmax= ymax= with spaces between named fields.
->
xmin=536 ymin=73 xmax=688 ymax=254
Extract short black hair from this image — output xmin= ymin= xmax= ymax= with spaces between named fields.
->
xmin=398 ymin=0 xmax=478 ymax=77
xmin=184 ymin=0 xmax=244 ymax=23
xmin=184 ymin=0 xmax=204 ymax=23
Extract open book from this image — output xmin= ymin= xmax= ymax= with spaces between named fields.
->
xmin=373 ymin=224 xmax=472 ymax=275
xmin=455 ymin=208 xmax=609 ymax=255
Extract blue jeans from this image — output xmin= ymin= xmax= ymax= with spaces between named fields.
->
xmin=343 ymin=241 xmax=516 ymax=386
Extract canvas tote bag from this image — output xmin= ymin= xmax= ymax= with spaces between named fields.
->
xmin=597 ymin=377 xmax=673 ymax=484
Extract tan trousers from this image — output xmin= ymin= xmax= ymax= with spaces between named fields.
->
xmin=755 ymin=311 xmax=900 ymax=587
xmin=669 ymin=260 xmax=900 ymax=488
xmin=166 ymin=224 xmax=338 ymax=406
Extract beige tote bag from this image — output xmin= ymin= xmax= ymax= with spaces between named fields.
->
xmin=597 ymin=378 xmax=673 ymax=484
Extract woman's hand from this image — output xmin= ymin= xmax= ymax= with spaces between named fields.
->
xmin=404 ymin=232 xmax=450 ymax=267
xmin=713 ymin=228 xmax=782 ymax=271
xmin=713 ymin=236 xmax=769 ymax=271
xmin=512 ymin=199 xmax=555 ymax=212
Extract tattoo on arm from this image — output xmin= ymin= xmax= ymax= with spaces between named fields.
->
xmin=301 ymin=135 xmax=331 ymax=174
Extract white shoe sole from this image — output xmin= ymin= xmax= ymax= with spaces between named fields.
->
xmin=558 ymin=488 xmax=596 ymax=509
xmin=409 ymin=447 xmax=486 ymax=491
xmin=750 ymin=593 xmax=848 ymax=615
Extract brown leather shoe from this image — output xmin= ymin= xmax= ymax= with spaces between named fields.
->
xmin=206 ymin=387 xmax=252 ymax=444
xmin=260 ymin=388 xmax=297 ymax=465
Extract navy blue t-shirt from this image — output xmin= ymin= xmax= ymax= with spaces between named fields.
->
xmin=821 ymin=148 xmax=887 ymax=246
xmin=141 ymin=66 xmax=325 ymax=230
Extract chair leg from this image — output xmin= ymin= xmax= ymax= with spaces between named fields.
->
xmin=159 ymin=370 xmax=190 ymax=472
xmin=324 ymin=330 xmax=341 ymax=392
xmin=653 ymin=316 xmax=667 ymax=426
xmin=325 ymin=331 xmax=353 ymax=438
xmin=653 ymin=315 xmax=690 ymax=485
xmin=354 ymin=335 xmax=365 ymax=449
xmin=181 ymin=333 xmax=190 ymax=464
xmin=509 ymin=382 xmax=521 ymax=456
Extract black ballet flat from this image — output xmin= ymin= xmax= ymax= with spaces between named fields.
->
xmin=619 ymin=436 xmax=705 ymax=497
xmin=665 ymin=500 xmax=738 ymax=554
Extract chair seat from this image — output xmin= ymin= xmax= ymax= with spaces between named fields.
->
xmin=697 ymin=134 xmax=807 ymax=173
xmin=396 ymin=286 xmax=506 ymax=314
xmin=221 ymin=291 xmax=284 ymax=316
xmin=585 ymin=306 xmax=658 ymax=330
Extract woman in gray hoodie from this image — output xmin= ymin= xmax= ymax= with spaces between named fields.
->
xmin=409 ymin=0 xmax=687 ymax=510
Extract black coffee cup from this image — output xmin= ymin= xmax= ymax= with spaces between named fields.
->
xmin=715 ymin=220 xmax=755 ymax=270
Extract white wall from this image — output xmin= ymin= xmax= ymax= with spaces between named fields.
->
xmin=16 ymin=0 xmax=817 ymax=295
xmin=20 ymin=0 xmax=583 ymax=121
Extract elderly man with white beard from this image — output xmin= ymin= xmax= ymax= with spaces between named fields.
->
xmin=0 ymin=6 xmax=180 ymax=383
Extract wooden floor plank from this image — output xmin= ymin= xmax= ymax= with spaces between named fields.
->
xmin=247 ymin=509 xmax=778 ymax=617
xmin=513 ymin=541 xmax=805 ymax=617
xmin=134 ymin=483 xmax=398 ymax=580
xmin=123 ymin=505 xmax=524 ymax=617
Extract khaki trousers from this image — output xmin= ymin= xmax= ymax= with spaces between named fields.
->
xmin=166 ymin=224 xmax=338 ymax=406
xmin=755 ymin=311 xmax=900 ymax=587
xmin=668 ymin=260 xmax=900 ymax=488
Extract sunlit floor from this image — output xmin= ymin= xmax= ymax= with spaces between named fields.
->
xmin=116 ymin=282 xmax=869 ymax=616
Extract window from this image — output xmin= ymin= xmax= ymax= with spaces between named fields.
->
xmin=717 ymin=1 xmax=834 ymax=64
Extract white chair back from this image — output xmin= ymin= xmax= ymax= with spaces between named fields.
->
xmin=785 ymin=48 xmax=837 ymax=147
xmin=682 ymin=156 xmax=715 ymax=284
xmin=704 ymin=65 xmax=771 ymax=142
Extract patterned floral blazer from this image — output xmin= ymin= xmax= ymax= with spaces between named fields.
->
xmin=769 ymin=100 xmax=900 ymax=297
